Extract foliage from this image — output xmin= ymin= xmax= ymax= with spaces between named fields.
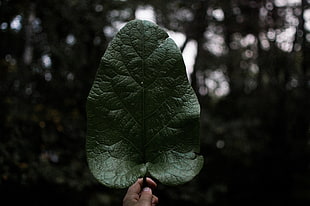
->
xmin=86 ymin=20 xmax=203 ymax=188
xmin=0 ymin=0 xmax=309 ymax=205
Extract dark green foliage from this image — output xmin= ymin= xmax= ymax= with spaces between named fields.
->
xmin=86 ymin=20 xmax=203 ymax=188
xmin=0 ymin=0 xmax=309 ymax=205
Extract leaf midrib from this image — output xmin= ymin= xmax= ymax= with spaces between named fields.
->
xmin=141 ymin=22 xmax=146 ymax=163
xmin=119 ymin=21 xmax=171 ymax=164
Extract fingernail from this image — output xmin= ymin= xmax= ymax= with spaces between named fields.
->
xmin=143 ymin=187 xmax=151 ymax=192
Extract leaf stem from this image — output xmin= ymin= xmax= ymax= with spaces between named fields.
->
xmin=142 ymin=175 xmax=147 ymax=189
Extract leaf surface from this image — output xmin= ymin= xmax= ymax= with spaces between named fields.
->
xmin=86 ymin=20 xmax=203 ymax=188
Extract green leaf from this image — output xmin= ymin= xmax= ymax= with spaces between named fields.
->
xmin=86 ymin=20 xmax=203 ymax=188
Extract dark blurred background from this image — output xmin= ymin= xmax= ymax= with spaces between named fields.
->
xmin=1 ymin=0 xmax=309 ymax=205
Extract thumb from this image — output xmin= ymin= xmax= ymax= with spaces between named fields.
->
xmin=139 ymin=187 xmax=153 ymax=206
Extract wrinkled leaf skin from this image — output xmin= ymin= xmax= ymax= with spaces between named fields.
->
xmin=86 ymin=20 xmax=203 ymax=188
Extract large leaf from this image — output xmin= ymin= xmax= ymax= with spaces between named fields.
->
xmin=86 ymin=20 xmax=203 ymax=188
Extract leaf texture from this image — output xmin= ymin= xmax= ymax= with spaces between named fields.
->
xmin=86 ymin=20 xmax=203 ymax=188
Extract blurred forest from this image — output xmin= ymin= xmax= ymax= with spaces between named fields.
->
xmin=1 ymin=0 xmax=310 ymax=205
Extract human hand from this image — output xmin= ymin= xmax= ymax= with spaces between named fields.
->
xmin=123 ymin=178 xmax=159 ymax=206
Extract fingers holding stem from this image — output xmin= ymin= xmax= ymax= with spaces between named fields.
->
xmin=123 ymin=177 xmax=158 ymax=206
